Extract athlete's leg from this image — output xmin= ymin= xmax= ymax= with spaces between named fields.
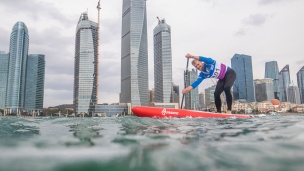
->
xmin=223 ymin=69 xmax=236 ymax=113
xmin=214 ymin=80 xmax=224 ymax=113
xmin=224 ymin=87 xmax=233 ymax=112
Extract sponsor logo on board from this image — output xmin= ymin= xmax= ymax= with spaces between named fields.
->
xmin=161 ymin=108 xmax=179 ymax=115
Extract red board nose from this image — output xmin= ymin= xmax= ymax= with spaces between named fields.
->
xmin=132 ymin=106 xmax=145 ymax=116
xmin=131 ymin=106 xmax=139 ymax=113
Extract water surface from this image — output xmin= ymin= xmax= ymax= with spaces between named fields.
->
xmin=1 ymin=115 xmax=304 ymax=171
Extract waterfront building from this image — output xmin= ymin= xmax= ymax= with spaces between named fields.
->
xmin=149 ymin=89 xmax=154 ymax=105
xmin=199 ymin=92 xmax=206 ymax=109
xmin=185 ymin=69 xmax=199 ymax=110
xmin=297 ymin=66 xmax=304 ymax=104
xmin=120 ymin=0 xmax=149 ymax=107
xmin=205 ymin=85 xmax=215 ymax=107
xmin=254 ymin=78 xmax=274 ymax=102
xmin=278 ymin=64 xmax=290 ymax=102
xmin=232 ymin=101 xmax=256 ymax=113
xmin=153 ymin=18 xmax=172 ymax=103
xmin=0 ymin=51 xmax=9 ymax=109
xmin=287 ymin=82 xmax=301 ymax=104
xmin=256 ymin=101 xmax=275 ymax=112
xmin=151 ymin=102 xmax=179 ymax=109
xmin=24 ymin=54 xmax=45 ymax=113
xmin=73 ymin=12 xmax=98 ymax=114
xmin=231 ymin=54 xmax=255 ymax=102
xmin=172 ymin=83 xmax=180 ymax=105
xmin=265 ymin=61 xmax=280 ymax=99
xmin=92 ymin=103 xmax=130 ymax=117
xmin=6 ymin=22 xmax=29 ymax=115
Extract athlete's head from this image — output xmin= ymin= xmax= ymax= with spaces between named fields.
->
xmin=192 ymin=59 xmax=204 ymax=71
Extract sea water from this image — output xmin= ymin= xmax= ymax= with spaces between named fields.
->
xmin=0 ymin=115 xmax=304 ymax=171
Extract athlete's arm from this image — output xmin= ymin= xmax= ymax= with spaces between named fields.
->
xmin=185 ymin=53 xmax=199 ymax=60
xmin=191 ymin=74 xmax=204 ymax=89
xmin=182 ymin=73 xmax=205 ymax=94
xmin=185 ymin=53 xmax=215 ymax=64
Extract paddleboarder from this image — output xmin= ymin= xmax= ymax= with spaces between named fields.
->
xmin=182 ymin=53 xmax=236 ymax=114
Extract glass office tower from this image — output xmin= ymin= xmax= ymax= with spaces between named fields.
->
xmin=297 ymin=66 xmax=304 ymax=104
xmin=287 ymin=82 xmax=301 ymax=104
xmin=205 ymin=85 xmax=216 ymax=107
xmin=199 ymin=92 xmax=205 ymax=109
xmin=6 ymin=21 xmax=29 ymax=115
xmin=185 ymin=69 xmax=199 ymax=110
xmin=254 ymin=78 xmax=274 ymax=102
xmin=172 ymin=83 xmax=180 ymax=105
xmin=73 ymin=12 xmax=98 ymax=114
xmin=120 ymin=0 xmax=149 ymax=106
xmin=265 ymin=61 xmax=280 ymax=99
xmin=24 ymin=54 xmax=45 ymax=111
xmin=153 ymin=18 xmax=172 ymax=103
xmin=278 ymin=64 xmax=290 ymax=102
xmin=231 ymin=54 xmax=255 ymax=102
xmin=0 ymin=51 xmax=9 ymax=109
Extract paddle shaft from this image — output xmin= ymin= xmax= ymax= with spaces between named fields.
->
xmin=180 ymin=58 xmax=189 ymax=109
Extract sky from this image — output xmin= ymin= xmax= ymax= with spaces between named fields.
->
xmin=0 ymin=0 xmax=303 ymax=108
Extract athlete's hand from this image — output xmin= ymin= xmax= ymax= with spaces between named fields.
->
xmin=185 ymin=53 xmax=193 ymax=58
xmin=182 ymin=86 xmax=193 ymax=94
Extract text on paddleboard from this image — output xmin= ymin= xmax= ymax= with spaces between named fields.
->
xmin=161 ymin=108 xmax=179 ymax=115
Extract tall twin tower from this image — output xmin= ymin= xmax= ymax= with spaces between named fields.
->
xmin=0 ymin=22 xmax=45 ymax=115
xmin=120 ymin=0 xmax=149 ymax=106
xmin=120 ymin=0 xmax=173 ymax=106
xmin=74 ymin=0 xmax=173 ymax=114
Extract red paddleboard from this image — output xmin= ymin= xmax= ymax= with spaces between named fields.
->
xmin=132 ymin=106 xmax=252 ymax=118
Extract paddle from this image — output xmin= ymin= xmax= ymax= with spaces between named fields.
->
xmin=180 ymin=58 xmax=189 ymax=109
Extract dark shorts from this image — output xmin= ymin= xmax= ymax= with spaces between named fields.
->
xmin=216 ymin=68 xmax=236 ymax=90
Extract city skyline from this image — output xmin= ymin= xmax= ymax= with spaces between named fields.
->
xmin=0 ymin=0 xmax=303 ymax=107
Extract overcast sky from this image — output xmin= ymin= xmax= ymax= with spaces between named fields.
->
xmin=0 ymin=0 xmax=303 ymax=107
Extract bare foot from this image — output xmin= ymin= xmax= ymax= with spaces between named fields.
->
xmin=226 ymin=110 xmax=231 ymax=114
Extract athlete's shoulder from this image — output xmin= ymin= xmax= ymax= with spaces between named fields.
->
xmin=199 ymin=56 xmax=216 ymax=64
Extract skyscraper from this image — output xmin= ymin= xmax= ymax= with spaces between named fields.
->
xmin=279 ymin=64 xmax=290 ymax=102
xmin=254 ymin=78 xmax=274 ymax=102
xmin=120 ymin=0 xmax=149 ymax=106
xmin=205 ymin=85 xmax=215 ymax=106
xmin=6 ymin=21 xmax=29 ymax=115
xmin=296 ymin=66 xmax=304 ymax=104
xmin=73 ymin=12 xmax=98 ymax=114
xmin=172 ymin=83 xmax=180 ymax=105
xmin=0 ymin=51 xmax=9 ymax=109
xmin=185 ymin=69 xmax=199 ymax=110
xmin=153 ymin=18 xmax=172 ymax=103
xmin=231 ymin=54 xmax=255 ymax=102
xmin=199 ymin=92 xmax=205 ymax=109
xmin=149 ymin=89 xmax=154 ymax=104
xmin=287 ymin=82 xmax=301 ymax=104
xmin=24 ymin=54 xmax=45 ymax=112
xmin=265 ymin=61 xmax=280 ymax=99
